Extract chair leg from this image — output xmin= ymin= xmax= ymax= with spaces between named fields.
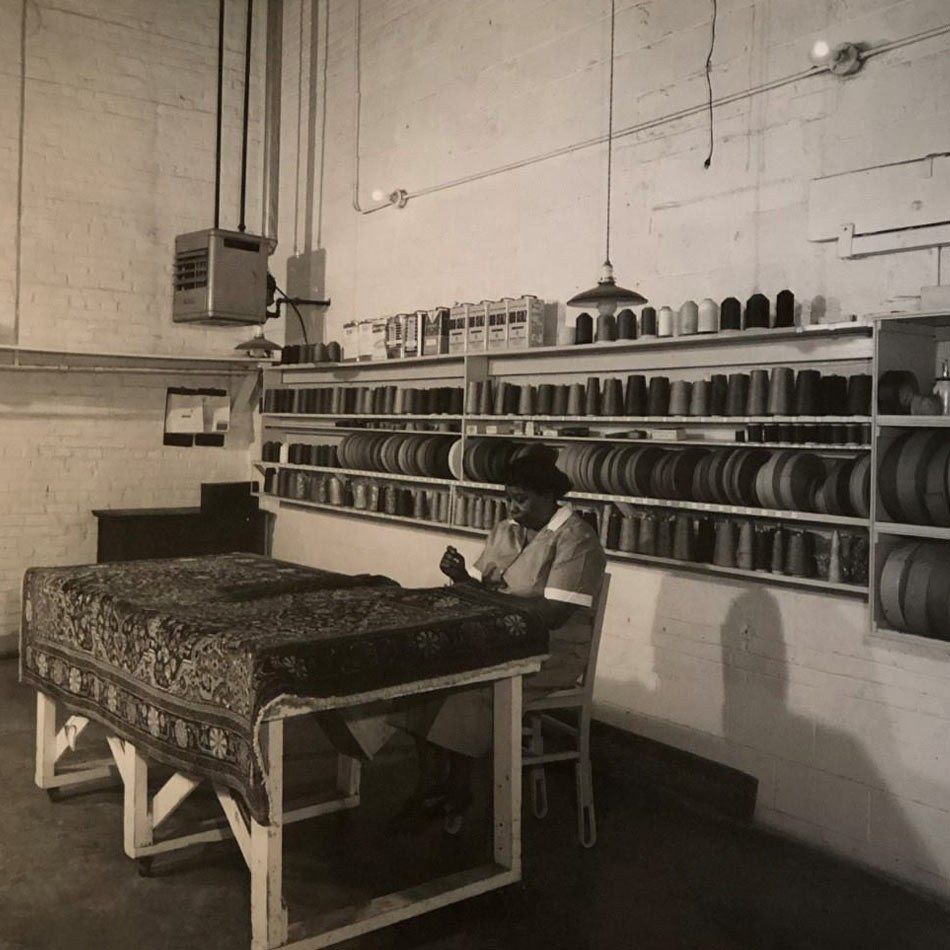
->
xmin=527 ymin=715 xmax=548 ymax=819
xmin=575 ymin=758 xmax=596 ymax=848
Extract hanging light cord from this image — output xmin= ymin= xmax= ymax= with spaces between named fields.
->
xmin=605 ymin=0 xmax=615 ymax=266
xmin=703 ymin=0 xmax=718 ymax=168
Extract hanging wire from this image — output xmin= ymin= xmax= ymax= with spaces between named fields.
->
xmin=605 ymin=0 xmax=616 ymax=265
xmin=703 ymin=0 xmax=718 ymax=169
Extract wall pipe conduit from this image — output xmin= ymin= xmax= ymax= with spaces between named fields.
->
xmin=350 ymin=7 xmax=950 ymax=214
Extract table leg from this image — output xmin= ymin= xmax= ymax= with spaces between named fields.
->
xmin=34 ymin=692 xmax=117 ymax=791
xmin=251 ymin=719 xmax=288 ymax=950
xmin=492 ymin=674 xmax=522 ymax=874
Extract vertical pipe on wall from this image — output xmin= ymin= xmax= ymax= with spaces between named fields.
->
xmin=13 ymin=0 xmax=28 ymax=345
xmin=214 ymin=0 xmax=225 ymax=230
xmin=261 ymin=0 xmax=283 ymax=252
xmin=238 ymin=0 xmax=255 ymax=233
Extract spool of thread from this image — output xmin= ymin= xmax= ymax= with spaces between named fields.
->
xmin=596 ymin=312 xmax=618 ymax=343
xmin=326 ymin=341 xmax=342 ymax=362
xmin=678 ymin=300 xmax=699 ymax=336
xmin=656 ymin=516 xmax=674 ymax=558
xmin=437 ymin=491 xmax=450 ymax=524
xmin=537 ymin=384 xmax=555 ymax=415
xmin=753 ymin=527 xmax=773 ymax=571
xmin=744 ymin=293 xmax=770 ymax=329
xmin=640 ymin=307 xmax=657 ymax=337
xmin=669 ymin=380 xmax=692 ymax=416
xmin=828 ymin=530 xmax=842 ymax=583
xmin=471 ymin=496 xmax=484 ymax=529
xmin=672 ymin=514 xmax=694 ymax=561
xmin=820 ymin=375 xmax=848 ymax=415
xmin=795 ymin=370 xmax=821 ymax=416
xmin=575 ymin=312 xmax=593 ymax=344
xmin=315 ymin=475 xmax=328 ymax=504
xmin=767 ymin=366 xmax=795 ymax=416
xmin=384 ymin=386 xmax=398 ymax=414
xmin=617 ymin=309 xmax=637 ymax=340
xmin=624 ymin=375 xmax=648 ymax=415
xmin=493 ymin=381 xmax=510 ymax=416
xmin=726 ymin=373 xmax=750 ymax=417
xmin=647 ymin=376 xmax=671 ymax=416
xmin=771 ymin=527 xmax=785 ymax=573
xmin=657 ymin=306 xmax=674 ymax=337
xmin=456 ymin=494 xmax=469 ymax=526
xmin=586 ymin=377 xmax=602 ymax=416
xmin=695 ymin=517 xmax=716 ymax=562
xmin=720 ymin=297 xmax=741 ymax=330
xmin=746 ymin=370 xmax=769 ymax=416
xmin=412 ymin=489 xmax=425 ymax=520
xmin=689 ymin=379 xmax=710 ymax=416
xmin=775 ymin=289 xmax=795 ymax=327
xmin=518 ymin=385 xmax=536 ymax=416
xmin=478 ymin=379 xmax=494 ymax=415
xmin=328 ymin=475 xmax=344 ymax=506
xmin=709 ymin=374 xmax=728 ymax=415
xmin=786 ymin=530 xmax=808 ymax=577
xmin=736 ymin=520 xmax=754 ymax=570
xmin=312 ymin=342 xmax=328 ymax=363
xmin=713 ymin=519 xmax=736 ymax=567
xmin=637 ymin=513 xmax=657 ymax=555
xmin=697 ymin=298 xmax=719 ymax=333
xmin=602 ymin=507 xmax=621 ymax=549
xmin=603 ymin=378 xmax=623 ymax=416
xmin=846 ymin=374 xmax=872 ymax=415
xmin=450 ymin=386 xmax=464 ymax=414
xmin=467 ymin=381 xmax=481 ymax=414
xmin=619 ymin=516 xmax=638 ymax=552
xmin=567 ymin=383 xmax=586 ymax=416
xmin=553 ymin=385 xmax=569 ymax=416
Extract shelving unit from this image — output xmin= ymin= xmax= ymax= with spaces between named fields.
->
xmin=870 ymin=310 xmax=950 ymax=644
xmin=256 ymin=321 xmax=875 ymax=595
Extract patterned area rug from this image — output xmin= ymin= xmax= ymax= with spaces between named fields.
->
xmin=20 ymin=553 xmax=547 ymax=822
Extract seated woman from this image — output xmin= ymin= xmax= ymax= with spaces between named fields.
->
xmin=394 ymin=446 xmax=606 ymax=828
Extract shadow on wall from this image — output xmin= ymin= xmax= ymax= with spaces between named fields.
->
xmin=595 ymin=575 xmax=944 ymax=895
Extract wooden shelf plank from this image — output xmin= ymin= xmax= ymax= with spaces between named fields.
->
xmin=876 ymin=415 xmax=950 ymax=427
xmin=465 ymin=414 xmax=870 ymax=425
xmin=254 ymin=461 xmax=457 ymax=486
xmin=874 ymin=523 xmax=950 ymax=541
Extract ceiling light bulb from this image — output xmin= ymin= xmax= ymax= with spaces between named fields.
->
xmin=810 ymin=39 xmax=831 ymax=65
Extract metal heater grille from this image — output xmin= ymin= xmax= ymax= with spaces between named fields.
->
xmin=174 ymin=248 xmax=209 ymax=292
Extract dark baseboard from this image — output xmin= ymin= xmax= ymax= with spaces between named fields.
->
xmin=590 ymin=719 xmax=758 ymax=822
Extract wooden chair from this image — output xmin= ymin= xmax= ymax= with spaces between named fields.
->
xmin=522 ymin=573 xmax=610 ymax=848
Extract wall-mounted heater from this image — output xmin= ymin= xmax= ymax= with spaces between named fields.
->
xmin=172 ymin=0 xmax=270 ymax=327
xmin=173 ymin=228 xmax=268 ymax=325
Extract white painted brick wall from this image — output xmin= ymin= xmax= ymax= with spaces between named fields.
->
xmin=267 ymin=0 xmax=950 ymax=900
xmin=0 ymin=0 xmax=265 ymax=651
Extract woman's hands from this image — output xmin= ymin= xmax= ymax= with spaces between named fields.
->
xmin=440 ymin=545 xmax=470 ymax=583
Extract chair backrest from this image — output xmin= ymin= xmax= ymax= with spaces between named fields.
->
xmin=578 ymin=572 xmax=610 ymax=697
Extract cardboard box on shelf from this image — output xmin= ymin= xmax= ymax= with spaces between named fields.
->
xmin=404 ymin=311 xmax=424 ymax=358
xmin=342 ymin=321 xmax=359 ymax=361
xmin=386 ymin=314 xmax=406 ymax=359
xmin=422 ymin=307 xmax=450 ymax=355
xmin=371 ymin=317 xmax=388 ymax=360
xmin=467 ymin=300 xmax=489 ymax=352
xmin=488 ymin=300 xmax=509 ymax=350
xmin=507 ymin=295 xmax=545 ymax=348
xmin=357 ymin=319 xmax=375 ymax=361
xmin=449 ymin=303 xmax=469 ymax=354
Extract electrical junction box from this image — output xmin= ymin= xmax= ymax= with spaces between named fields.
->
xmin=173 ymin=228 xmax=268 ymax=326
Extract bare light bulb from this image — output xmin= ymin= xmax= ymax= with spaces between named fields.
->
xmin=810 ymin=39 xmax=831 ymax=65
xmin=371 ymin=188 xmax=385 ymax=202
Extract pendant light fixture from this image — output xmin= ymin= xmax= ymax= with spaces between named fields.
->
xmin=567 ymin=0 xmax=647 ymax=337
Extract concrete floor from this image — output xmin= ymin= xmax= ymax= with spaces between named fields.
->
xmin=3 ymin=657 xmax=950 ymax=950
